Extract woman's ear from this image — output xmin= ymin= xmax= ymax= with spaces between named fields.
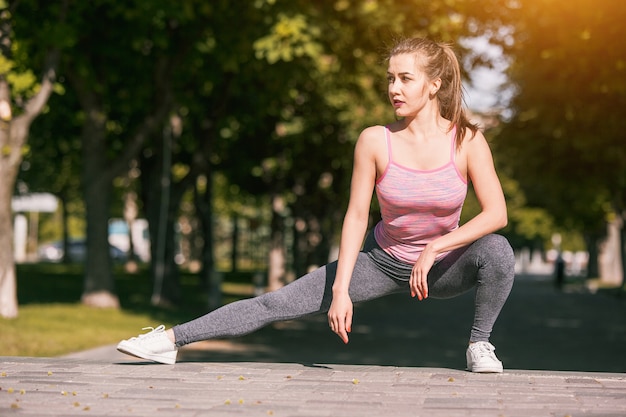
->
xmin=430 ymin=78 xmax=442 ymax=98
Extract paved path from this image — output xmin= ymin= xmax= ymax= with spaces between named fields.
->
xmin=1 ymin=356 xmax=625 ymax=416
xmin=1 ymin=275 xmax=625 ymax=416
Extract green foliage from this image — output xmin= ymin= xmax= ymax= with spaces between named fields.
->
xmin=254 ymin=13 xmax=323 ymax=64
xmin=0 ymin=48 xmax=38 ymax=104
xmin=6 ymin=69 xmax=36 ymax=97
xmin=495 ymin=0 xmax=626 ymax=241
xmin=501 ymin=174 xmax=555 ymax=243
xmin=0 ymin=55 xmax=13 ymax=73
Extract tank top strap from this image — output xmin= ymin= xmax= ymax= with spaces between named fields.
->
xmin=384 ymin=125 xmax=393 ymax=164
xmin=449 ymin=125 xmax=457 ymax=162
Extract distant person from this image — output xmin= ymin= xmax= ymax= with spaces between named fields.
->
xmin=555 ymin=252 xmax=566 ymax=289
xmin=118 ymin=37 xmax=515 ymax=373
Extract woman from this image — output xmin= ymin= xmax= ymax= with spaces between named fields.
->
xmin=118 ymin=37 xmax=515 ymax=373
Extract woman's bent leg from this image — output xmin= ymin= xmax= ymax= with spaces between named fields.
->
xmin=173 ymin=251 xmax=405 ymax=347
xmin=428 ymin=234 xmax=515 ymax=342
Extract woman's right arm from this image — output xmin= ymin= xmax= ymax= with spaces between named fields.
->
xmin=327 ymin=127 xmax=379 ymax=344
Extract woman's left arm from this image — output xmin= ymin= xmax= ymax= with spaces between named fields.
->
xmin=410 ymin=130 xmax=507 ymax=300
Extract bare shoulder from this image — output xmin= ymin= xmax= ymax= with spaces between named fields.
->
xmin=353 ymin=125 xmax=387 ymax=176
xmin=358 ymin=125 xmax=386 ymax=143
xmin=464 ymin=126 xmax=486 ymax=144
xmin=464 ymin=128 xmax=493 ymax=159
xmin=355 ymin=125 xmax=386 ymax=155
xmin=462 ymin=127 xmax=499 ymax=185
xmin=455 ymin=128 xmax=492 ymax=179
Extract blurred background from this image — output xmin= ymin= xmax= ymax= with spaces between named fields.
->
xmin=0 ymin=0 xmax=624 ymax=370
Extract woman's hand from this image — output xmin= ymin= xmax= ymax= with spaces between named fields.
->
xmin=410 ymin=246 xmax=436 ymax=300
xmin=328 ymin=292 xmax=353 ymax=344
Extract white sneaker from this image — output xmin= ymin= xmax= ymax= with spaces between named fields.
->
xmin=466 ymin=341 xmax=503 ymax=373
xmin=117 ymin=325 xmax=178 ymax=364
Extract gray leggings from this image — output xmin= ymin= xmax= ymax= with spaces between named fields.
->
xmin=173 ymin=233 xmax=515 ymax=346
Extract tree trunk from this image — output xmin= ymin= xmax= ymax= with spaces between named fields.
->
xmin=141 ymin=137 xmax=186 ymax=307
xmin=195 ymin=173 xmax=220 ymax=310
xmin=60 ymin=194 xmax=70 ymax=264
xmin=0 ymin=164 xmax=18 ymax=318
xmin=598 ymin=217 xmax=624 ymax=287
xmin=149 ymin=204 xmax=181 ymax=306
xmin=267 ymin=194 xmax=286 ymax=291
xmin=0 ymin=74 xmax=17 ymax=317
xmin=620 ymin=211 xmax=626 ymax=289
xmin=79 ymin=107 xmax=119 ymax=308
xmin=123 ymin=187 xmax=139 ymax=268
xmin=0 ymin=10 xmax=59 ymax=316
xmin=0 ymin=103 xmax=55 ymax=318
xmin=231 ymin=213 xmax=238 ymax=273
xmin=144 ymin=187 xmax=184 ymax=306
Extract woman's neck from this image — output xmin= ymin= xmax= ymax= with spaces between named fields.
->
xmin=397 ymin=112 xmax=450 ymax=140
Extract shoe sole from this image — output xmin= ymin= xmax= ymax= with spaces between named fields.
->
xmin=467 ymin=365 xmax=503 ymax=373
xmin=116 ymin=342 xmax=177 ymax=365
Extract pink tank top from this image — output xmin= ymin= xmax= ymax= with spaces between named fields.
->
xmin=374 ymin=126 xmax=467 ymax=265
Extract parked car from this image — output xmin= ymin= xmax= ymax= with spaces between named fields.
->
xmin=38 ymin=240 xmax=127 ymax=263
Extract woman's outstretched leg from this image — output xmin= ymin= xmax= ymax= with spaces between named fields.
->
xmin=175 ymin=248 xmax=409 ymax=345
xmin=117 ymin=247 xmax=405 ymax=363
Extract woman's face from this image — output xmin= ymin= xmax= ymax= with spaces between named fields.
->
xmin=387 ymin=53 xmax=436 ymax=118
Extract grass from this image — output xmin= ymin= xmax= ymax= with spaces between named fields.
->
xmin=0 ymin=263 xmax=253 ymax=357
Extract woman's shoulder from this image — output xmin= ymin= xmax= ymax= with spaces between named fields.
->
xmin=351 ymin=125 xmax=386 ymax=163
xmin=456 ymin=118 xmax=484 ymax=144
xmin=461 ymin=126 xmax=488 ymax=152
xmin=359 ymin=124 xmax=386 ymax=139
xmin=355 ymin=125 xmax=387 ymax=152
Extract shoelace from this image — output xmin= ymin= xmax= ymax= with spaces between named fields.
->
xmin=471 ymin=342 xmax=497 ymax=359
xmin=130 ymin=325 xmax=165 ymax=340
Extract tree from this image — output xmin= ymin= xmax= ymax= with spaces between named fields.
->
xmin=0 ymin=0 xmax=66 ymax=318
xmin=493 ymin=0 xmax=626 ymax=279
xmin=60 ymin=1 xmax=197 ymax=307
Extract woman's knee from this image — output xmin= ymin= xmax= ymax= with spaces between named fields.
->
xmin=475 ymin=234 xmax=515 ymax=270
xmin=254 ymin=269 xmax=330 ymax=315
xmin=255 ymin=287 xmax=292 ymax=313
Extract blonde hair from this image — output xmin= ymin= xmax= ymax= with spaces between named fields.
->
xmin=387 ymin=38 xmax=478 ymax=148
